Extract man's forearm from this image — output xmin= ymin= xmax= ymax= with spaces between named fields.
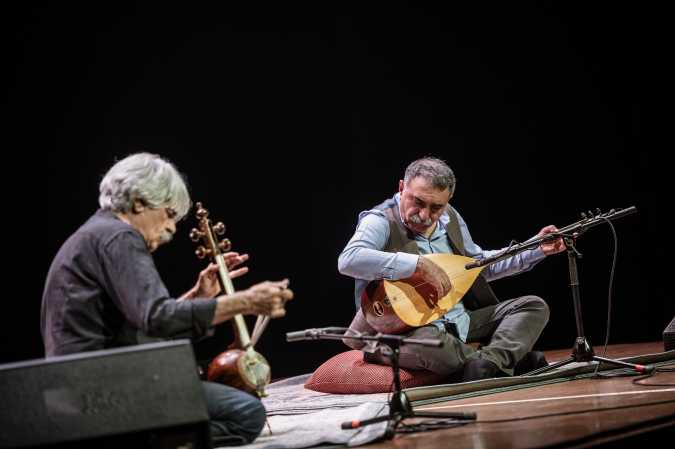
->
xmin=338 ymin=246 xmax=418 ymax=281
xmin=484 ymin=247 xmax=546 ymax=281
xmin=211 ymin=293 xmax=249 ymax=325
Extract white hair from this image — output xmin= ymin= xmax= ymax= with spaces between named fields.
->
xmin=98 ymin=153 xmax=191 ymax=220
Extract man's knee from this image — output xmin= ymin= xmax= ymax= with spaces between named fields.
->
xmin=520 ymin=295 xmax=550 ymax=323
xmin=204 ymin=382 xmax=266 ymax=444
xmin=411 ymin=325 xmax=470 ymax=376
xmin=236 ymin=397 xmax=266 ymax=443
xmin=223 ymin=392 xmax=265 ymax=443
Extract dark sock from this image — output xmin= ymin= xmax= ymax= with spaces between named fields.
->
xmin=514 ymin=351 xmax=548 ymax=375
xmin=462 ymin=358 xmax=500 ymax=381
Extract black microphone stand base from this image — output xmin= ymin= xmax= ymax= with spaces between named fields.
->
xmin=287 ymin=327 xmax=477 ymax=437
xmin=525 ymin=337 xmax=653 ymax=376
xmin=341 ymin=345 xmax=476 ymax=437
xmin=524 ymin=238 xmax=653 ymax=377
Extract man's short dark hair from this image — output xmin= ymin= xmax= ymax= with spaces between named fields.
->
xmin=404 ymin=157 xmax=456 ymax=195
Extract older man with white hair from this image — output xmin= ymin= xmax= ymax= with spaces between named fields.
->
xmin=41 ymin=152 xmax=293 ymax=445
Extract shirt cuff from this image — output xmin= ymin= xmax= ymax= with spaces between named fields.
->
xmin=384 ymin=252 xmax=418 ymax=280
xmin=523 ymin=246 xmax=546 ymax=265
xmin=190 ymin=298 xmax=218 ymax=339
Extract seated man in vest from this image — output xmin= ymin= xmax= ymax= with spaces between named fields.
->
xmin=338 ymin=157 xmax=564 ymax=381
xmin=41 ymin=152 xmax=294 ymax=445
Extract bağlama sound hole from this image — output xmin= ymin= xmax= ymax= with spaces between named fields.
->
xmin=373 ymin=301 xmax=384 ymax=317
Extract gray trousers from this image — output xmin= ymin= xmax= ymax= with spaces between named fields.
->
xmin=356 ymin=295 xmax=550 ymax=376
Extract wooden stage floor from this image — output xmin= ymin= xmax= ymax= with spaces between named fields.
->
xmin=363 ymin=341 xmax=674 ymax=449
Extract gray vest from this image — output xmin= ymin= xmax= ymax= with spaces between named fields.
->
xmin=374 ymin=197 xmax=499 ymax=310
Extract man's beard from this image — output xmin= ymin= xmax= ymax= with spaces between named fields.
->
xmin=159 ymin=231 xmax=173 ymax=244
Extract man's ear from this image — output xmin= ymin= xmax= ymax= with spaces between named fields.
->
xmin=132 ymin=200 xmax=146 ymax=214
xmin=399 ymin=179 xmax=404 ymax=193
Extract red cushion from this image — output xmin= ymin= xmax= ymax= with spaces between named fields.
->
xmin=304 ymin=350 xmax=445 ymax=394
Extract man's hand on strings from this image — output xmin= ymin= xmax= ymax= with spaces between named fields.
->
xmin=537 ymin=225 xmax=566 ymax=255
xmin=414 ymin=256 xmax=452 ymax=300
xmin=181 ymin=252 xmax=250 ymax=300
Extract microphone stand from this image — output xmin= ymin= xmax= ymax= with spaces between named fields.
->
xmin=287 ymin=327 xmax=476 ymax=438
xmin=466 ymin=207 xmax=652 ymax=376
xmin=526 ymin=233 xmax=653 ymax=375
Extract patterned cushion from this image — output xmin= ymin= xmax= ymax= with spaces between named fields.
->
xmin=304 ymin=350 xmax=445 ymax=394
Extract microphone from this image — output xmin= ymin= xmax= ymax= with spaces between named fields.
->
xmin=286 ymin=328 xmax=322 ymax=342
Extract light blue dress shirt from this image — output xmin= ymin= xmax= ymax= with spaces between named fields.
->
xmin=338 ymin=193 xmax=546 ymax=342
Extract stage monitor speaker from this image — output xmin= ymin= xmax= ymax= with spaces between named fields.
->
xmin=665 ymin=316 xmax=675 ymax=351
xmin=0 ymin=340 xmax=210 ymax=449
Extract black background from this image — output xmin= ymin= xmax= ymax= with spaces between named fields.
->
xmin=6 ymin=3 xmax=670 ymax=379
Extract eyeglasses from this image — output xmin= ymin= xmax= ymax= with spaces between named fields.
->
xmin=165 ymin=208 xmax=178 ymax=220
